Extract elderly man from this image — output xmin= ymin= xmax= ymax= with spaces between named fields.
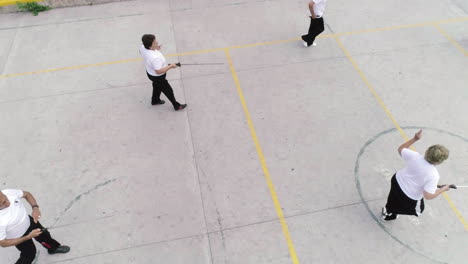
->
xmin=0 ymin=189 xmax=70 ymax=264
xmin=382 ymin=130 xmax=451 ymax=221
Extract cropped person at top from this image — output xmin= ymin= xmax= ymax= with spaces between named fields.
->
xmin=301 ymin=0 xmax=327 ymax=47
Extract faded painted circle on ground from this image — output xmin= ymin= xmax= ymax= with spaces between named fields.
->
xmin=355 ymin=126 xmax=468 ymax=264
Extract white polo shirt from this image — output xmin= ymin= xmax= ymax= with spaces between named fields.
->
xmin=139 ymin=44 xmax=167 ymax=77
xmin=396 ymin=148 xmax=439 ymax=200
xmin=312 ymin=0 xmax=327 ymax=17
xmin=0 ymin=189 xmax=30 ymax=240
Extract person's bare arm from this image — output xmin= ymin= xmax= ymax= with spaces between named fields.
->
xmin=0 ymin=229 xmax=41 ymax=247
xmin=398 ymin=129 xmax=422 ymax=155
xmin=22 ymin=191 xmax=41 ymax=223
xmin=423 ymin=185 xmax=450 ymax=200
xmin=308 ymin=1 xmax=317 ymax=18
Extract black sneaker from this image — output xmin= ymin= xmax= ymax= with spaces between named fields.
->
xmin=175 ymin=104 xmax=187 ymax=111
xmin=48 ymin=245 xmax=70 ymax=254
xmin=151 ymin=99 xmax=165 ymax=105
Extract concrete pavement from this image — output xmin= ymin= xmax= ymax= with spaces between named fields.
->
xmin=0 ymin=0 xmax=467 ymax=263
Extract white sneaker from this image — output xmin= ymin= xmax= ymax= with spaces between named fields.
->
xmin=381 ymin=207 xmax=398 ymax=221
xmin=381 ymin=207 xmax=388 ymax=220
xmin=303 ymin=41 xmax=317 ymax=47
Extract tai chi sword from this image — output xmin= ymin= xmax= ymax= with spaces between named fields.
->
xmin=437 ymin=184 xmax=468 ymax=189
xmin=175 ymin=62 xmax=224 ymax=67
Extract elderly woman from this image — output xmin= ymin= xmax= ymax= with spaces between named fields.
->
xmin=302 ymin=0 xmax=327 ymax=47
xmin=139 ymin=34 xmax=187 ymax=111
xmin=382 ymin=130 xmax=451 ymax=221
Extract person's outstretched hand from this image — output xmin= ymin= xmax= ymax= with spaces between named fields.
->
xmin=414 ymin=129 xmax=422 ymax=140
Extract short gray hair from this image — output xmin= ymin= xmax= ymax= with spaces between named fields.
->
xmin=424 ymin=145 xmax=449 ymax=165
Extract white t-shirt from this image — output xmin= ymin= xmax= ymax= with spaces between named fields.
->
xmin=0 ymin=189 xmax=30 ymax=240
xmin=396 ymin=148 xmax=439 ymax=200
xmin=312 ymin=0 xmax=327 ymax=17
xmin=139 ymin=44 xmax=167 ymax=77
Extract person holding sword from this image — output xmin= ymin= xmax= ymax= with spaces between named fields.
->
xmin=140 ymin=34 xmax=187 ymax=111
xmin=0 ymin=189 xmax=70 ymax=264
xmin=382 ymin=130 xmax=452 ymax=221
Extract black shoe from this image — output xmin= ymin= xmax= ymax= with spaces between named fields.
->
xmin=175 ymin=104 xmax=187 ymax=111
xmin=48 ymin=245 xmax=70 ymax=254
xmin=151 ymin=99 xmax=165 ymax=105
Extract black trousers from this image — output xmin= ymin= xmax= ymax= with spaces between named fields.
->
xmin=384 ymin=174 xmax=425 ymax=220
xmin=146 ymin=72 xmax=181 ymax=109
xmin=302 ymin=17 xmax=325 ymax=46
xmin=15 ymin=216 xmax=60 ymax=264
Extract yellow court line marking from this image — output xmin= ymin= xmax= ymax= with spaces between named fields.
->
xmin=224 ymin=48 xmax=299 ymax=264
xmin=432 ymin=24 xmax=468 ymax=56
xmin=0 ymin=58 xmax=143 ymax=78
xmin=0 ymin=17 xmax=466 ymax=79
xmin=333 ymin=37 xmax=407 ymax=139
xmin=226 ymin=38 xmax=302 ymax=49
xmin=0 ymin=0 xmax=41 ymax=7
xmin=336 ymin=17 xmax=468 ymax=37
xmin=143 ymin=38 xmax=307 ymax=57
xmin=442 ymin=192 xmax=468 ymax=229
xmin=334 ymin=36 xmax=468 ymax=231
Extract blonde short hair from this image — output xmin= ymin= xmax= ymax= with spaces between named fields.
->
xmin=424 ymin=145 xmax=449 ymax=165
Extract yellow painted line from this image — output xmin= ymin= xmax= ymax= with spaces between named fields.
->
xmin=0 ymin=58 xmax=143 ymax=79
xmin=333 ymin=36 xmax=407 ymax=139
xmin=226 ymin=38 xmax=302 ymax=49
xmin=336 ymin=17 xmax=468 ymax=37
xmin=224 ymin=48 xmax=299 ymax=264
xmin=432 ymin=24 xmax=468 ymax=56
xmin=167 ymin=48 xmax=226 ymax=57
xmin=334 ymin=36 xmax=468 ymax=231
xmin=0 ymin=16 xmax=466 ymax=79
xmin=442 ymin=193 xmax=468 ymax=230
xmin=0 ymin=0 xmax=42 ymax=7
xmin=165 ymin=38 xmax=306 ymax=56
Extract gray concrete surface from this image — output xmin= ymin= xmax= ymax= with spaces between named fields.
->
xmin=0 ymin=0 xmax=467 ymax=263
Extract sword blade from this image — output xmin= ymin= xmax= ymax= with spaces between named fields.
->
xmin=180 ymin=63 xmax=224 ymax=65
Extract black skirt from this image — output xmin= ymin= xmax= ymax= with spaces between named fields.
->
xmin=385 ymin=174 xmax=425 ymax=216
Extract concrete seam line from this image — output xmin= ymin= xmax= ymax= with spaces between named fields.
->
xmin=224 ymin=48 xmax=299 ymax=264
xmin=0 ymin=16 xmax=467 ymax=79
xmin=333 ymin=35 xmax=468 ymax=231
